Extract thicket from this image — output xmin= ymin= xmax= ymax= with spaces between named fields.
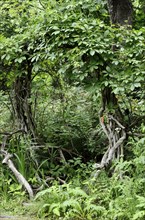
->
xmin=0 ymin=0 xmax=145 ymax=219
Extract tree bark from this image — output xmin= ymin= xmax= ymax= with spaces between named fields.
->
xmin=94 ymin=0 xmax=133 ymax=176
xmin=103 ymin=0 xmax=133 ymax=111
xmin=13 ymin=59 xmax=37 ymax=139
xmin=101 ymin=0 xmax=133 ymax=113
xmin=107 ymin=0 xmax=133 ymax=25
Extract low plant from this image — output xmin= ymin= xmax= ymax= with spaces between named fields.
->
xmin=35 ymin=182 xmax=106 ymax=220
xmin=32 ymin=137 xmax=145 ymax=220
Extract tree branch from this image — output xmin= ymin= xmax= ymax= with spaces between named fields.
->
xmin=0 ymin=130 xmax=34 ymax=199
xmin=93 ymin=112 xmax=126 ymax=178
xmin=2 ymin=151 xmax=34 ymax=199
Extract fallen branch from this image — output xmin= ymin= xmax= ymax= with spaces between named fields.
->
xmin=0 ymin=130 xmax=34 ymax=199
xmin=1 ymin=150 xmax=34 ymax=199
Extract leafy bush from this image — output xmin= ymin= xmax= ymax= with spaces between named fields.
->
xmin=35 ymin=84 xmax=105 ymax=160
xmin=32 ymin=137 xmax=145 ymax=220
xmin=35 ymin=182 xmax=106 ymax=220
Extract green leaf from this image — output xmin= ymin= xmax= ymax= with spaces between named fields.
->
xmin=90 ymin=50 xmax=95 ymax=56
xmin=6 ymin=54 xmax=10 ymax=61
xmin=1 ymin=54 xmax=6 ymax=60
xmin=133 ymin=211 xmax=145 ymax=220
xmin=106 ymin=66 xmax=111 ymax=72
xmin=15 ymin=57 xmax=26 ymax=63
xmin=53 ymin=208 xmax=60 ymax=216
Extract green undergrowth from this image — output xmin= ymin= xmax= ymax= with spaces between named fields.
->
xmin=0 ymin=197 xmax=38 ymax=219
xmin=1 ymin=137 xmax=145 ymax=220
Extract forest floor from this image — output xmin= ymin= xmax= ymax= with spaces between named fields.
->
xmin=0 ymin=203 xmax=39 ymax=220
xmin=0 ymin=214 xmax=39 ymax=220
xmin=0 ymin=213 xmax=39 ymax=220
xmin=0 ymin=217 xmax=38 ymax=220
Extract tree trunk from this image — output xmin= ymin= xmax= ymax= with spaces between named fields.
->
xmin=101 ymin=0 xmax=133 ymax=114
xmin=107 ymin=0 xmax=133 ymax=25
xmin=13 ymin=59 xmax=37 ymax=139
xmin=104 ymin=0 xmax=133 ymax=111
xmin=94 ymin=0 xmax=133 ymax=176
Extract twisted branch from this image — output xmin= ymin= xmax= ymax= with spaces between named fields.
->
xmin=93 ymin=110 xmax=126 ymax=178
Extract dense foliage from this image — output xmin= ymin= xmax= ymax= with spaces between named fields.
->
xmin=0 ymin=0 xmax=145 ymax=219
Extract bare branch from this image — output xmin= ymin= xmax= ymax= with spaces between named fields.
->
xmin=59 ymin=149 xmax=67 ymax=164
xmin=57 ymin=177 xmax=66 ymax=184
xmin=2 ymin=151 xmax=34 ymax=199
xmin=106 ymin=131 xmax=126 ymax=164
xmin=93 ymin=113 xmax=126 ymax=178
xmin=99 ymin=108 xmax=112 ymax=146
xmin=1 ymin=130 xmax=34 ymax=199
xmin=0 ymin=129 xmax=26 ymax=136
xmin=108 ymin=115 xmax=125 ymax=129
